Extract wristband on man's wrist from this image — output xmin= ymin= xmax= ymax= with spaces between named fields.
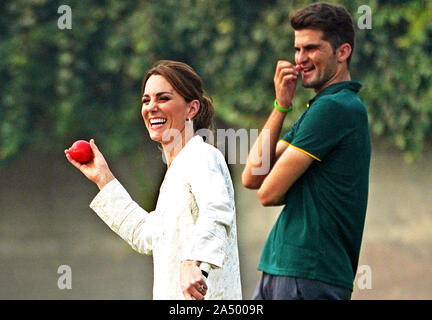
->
xmin=274 ymin=99 xmax=293 ymax=113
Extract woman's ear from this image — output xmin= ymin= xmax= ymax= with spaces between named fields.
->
xmin=187 ymin=99 xmax=200 ymax=120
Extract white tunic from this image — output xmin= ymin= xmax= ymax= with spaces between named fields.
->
xmin=90 ymin=136 xmax=242 ymax=299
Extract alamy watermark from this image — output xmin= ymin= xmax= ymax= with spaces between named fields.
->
xmin=356 ymin=264 xmax=373 ymax=290
xmin=57 ymin=5 xmax=372 ymax=31
xmin=357 ymin=5 xmax=372 ymax=30
xmin=159 ymin=121 xmax=271 ymax=175
xmin=55 ymin=263 xmax=371 ymax=291
xmin=57 ymin=5 xmax=72 ymax=30
xmin=57 ymin=264 xmax=72 ymax=290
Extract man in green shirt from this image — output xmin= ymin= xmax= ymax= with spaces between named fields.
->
xmin=242 ymin=2 xmax=371 ymax=299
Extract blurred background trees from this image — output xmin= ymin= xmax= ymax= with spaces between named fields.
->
xmin=1 ymin=0 xmax=431 ymax=164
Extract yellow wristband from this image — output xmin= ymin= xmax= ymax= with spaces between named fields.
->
xmin=274 ymin=99 xmax=292 ymax=113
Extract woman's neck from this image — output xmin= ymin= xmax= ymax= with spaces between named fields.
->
xmin=162 ymin=124 xmax=194 ymax=167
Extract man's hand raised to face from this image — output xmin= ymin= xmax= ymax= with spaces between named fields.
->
xmin=274 ymin=60 xmax=301 ymax=109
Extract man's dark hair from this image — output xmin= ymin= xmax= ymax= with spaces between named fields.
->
xmin=290 ymin=2 xmax=355 ymax=65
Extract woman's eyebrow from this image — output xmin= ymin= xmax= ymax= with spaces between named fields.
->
xmin=146 ymin=91 xmax=174 ymax=96
xmin=142 ymin=91 xmax=174 ymax=99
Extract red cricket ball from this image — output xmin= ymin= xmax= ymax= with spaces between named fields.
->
xmin=68 ymin=140 xmax=93 ymax=164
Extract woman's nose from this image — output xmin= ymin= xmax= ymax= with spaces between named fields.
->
xmin=142 ymin=100 xmax=157 ymax=113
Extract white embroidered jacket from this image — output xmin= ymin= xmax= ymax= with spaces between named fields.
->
xmin=90 ymin=136 xmax=242 ymax=299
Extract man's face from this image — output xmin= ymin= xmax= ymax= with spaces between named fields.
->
xmin=294 ymin=28 xmax=338 ymax=92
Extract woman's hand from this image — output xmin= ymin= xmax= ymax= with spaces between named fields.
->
xmin=180 ymin=260 xmax=208 ymax=300
xmin=64 ymin=139 xmax=115 ymax=190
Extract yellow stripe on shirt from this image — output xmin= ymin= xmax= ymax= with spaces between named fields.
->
xmin=280 ymin=140 xmax=321 ymax=161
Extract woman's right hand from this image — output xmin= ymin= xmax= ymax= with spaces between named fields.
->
xmin=180 ymin=260 xmax=208 ymax=300
xmin=64 ymin=139 xmax=115 ymax=190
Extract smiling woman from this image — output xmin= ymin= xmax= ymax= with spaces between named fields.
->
xmin=142 ymin=61 xmax=215 ymax=133
xmin=141 ymin=75 xmax=192 ymax=151
xmin=64 ymin=60 xmax=242 ymax=300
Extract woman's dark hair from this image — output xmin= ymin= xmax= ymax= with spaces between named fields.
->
xmin=141 ymin=60 xmax=215 ymax=132
xmin=290 ymin=2 xmax=355 ymax=65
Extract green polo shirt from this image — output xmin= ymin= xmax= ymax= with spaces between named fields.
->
xmin=258 ymin=81 xmax=371 ymax=290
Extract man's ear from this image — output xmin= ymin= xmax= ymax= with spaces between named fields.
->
xmin=337 ymin=43 xmax=352 ymax=64
xmin=187 ymin=99 xmax=200 ymax=120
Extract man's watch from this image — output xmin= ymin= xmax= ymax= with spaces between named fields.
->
xmin=200 ymin=262 xmax=211 ymax=278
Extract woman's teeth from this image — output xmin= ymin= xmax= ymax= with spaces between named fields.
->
xmin=150 ymin=118 xmax=167 ymax=127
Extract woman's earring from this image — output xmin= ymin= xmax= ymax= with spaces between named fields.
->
xmin=185 ymin=118 xmax=194 ymax=139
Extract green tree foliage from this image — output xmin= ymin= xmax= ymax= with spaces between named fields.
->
xmin=353 ymin=0 xmax=432 ymax=162
xmin=1 ymin=0 xmax=431 ymax=164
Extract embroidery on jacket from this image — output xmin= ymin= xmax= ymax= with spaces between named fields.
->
xmin=186 ymin=182 xmax=199 ymax=224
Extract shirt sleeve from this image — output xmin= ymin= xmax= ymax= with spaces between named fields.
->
xmin=282 ymin=123 xmax=295 ymax=144
xmin=89 ymin=178 xmax=154 ymax=255
xmin=288 ymin=99 xmax=352 ymax=161
xmin=181 ymin=148 xmax=235 ymax=269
